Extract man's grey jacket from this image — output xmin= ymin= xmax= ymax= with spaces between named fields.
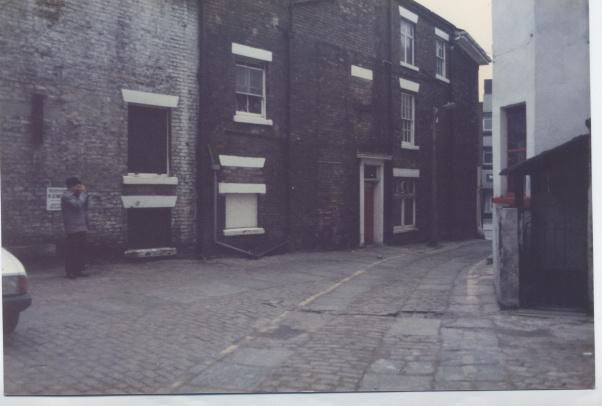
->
xmin=61 ymin=191 xmax=89 ymax=234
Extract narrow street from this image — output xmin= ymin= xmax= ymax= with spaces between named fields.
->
xmin=3 ymin=240 xmax=594 ymax=395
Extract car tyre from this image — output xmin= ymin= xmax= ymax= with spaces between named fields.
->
xmin=3 ymin=311 xmax=19 ymax=335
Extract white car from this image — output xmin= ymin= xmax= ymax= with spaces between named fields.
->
xmin=2 ymin=248 xmax=31 ymax=334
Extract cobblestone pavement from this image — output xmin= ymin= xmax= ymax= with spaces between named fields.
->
xmin=3 ymin=240 xmax=594 ymax=395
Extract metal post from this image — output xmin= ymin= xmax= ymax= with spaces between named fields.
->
xmin=429 ymin=107 xmax=439 ymax=247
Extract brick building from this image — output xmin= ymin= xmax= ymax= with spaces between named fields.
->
xmin=198 ymin=0 xmax=489 ymax=256
xmin=1 ymin=0 xmax=488 ymax=258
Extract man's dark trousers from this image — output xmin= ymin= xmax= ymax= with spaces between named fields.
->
xmin=65 ymin=231 xmax=86 ymax=277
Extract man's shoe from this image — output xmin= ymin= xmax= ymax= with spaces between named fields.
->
xmin=77 ymin=272 xmax=90 ymax=277
xmin=66 ymin=274 xmax=77 ymax=279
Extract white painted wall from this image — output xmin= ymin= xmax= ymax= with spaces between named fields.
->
xmin=533 ymin=0 xmax=590 ymax=154
xmin=492 ymin=0 xmax=590 ymax=196
xmin=492 ymin=0 xmax=536 ymax=197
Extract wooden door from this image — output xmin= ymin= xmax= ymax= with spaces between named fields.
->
xmin=364 ymin=182 xmax=375 ymax=244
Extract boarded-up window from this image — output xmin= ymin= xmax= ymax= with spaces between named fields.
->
xmin=127 ymin=208 xmax=171 ymax=248
xmin=225 ymin=194 xmax=258 ymax=229
xmin=128 ymin=105 xmax=169 ymax=174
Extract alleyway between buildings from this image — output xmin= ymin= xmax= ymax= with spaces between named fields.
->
xmin=3 ymin=240 xmax=594 ymax=395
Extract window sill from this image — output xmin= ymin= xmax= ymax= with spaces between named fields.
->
xmin=223 ymin=227 xmax=266 ymax=237
xmin=400 ymin=62 xmax=420 ymax=72
xmin=401 ymin=142 xmax=420 ymax=150
xmin=123 ymin=174 xmax=178 ymax=185
xmin=436 ymin=74 xmax=450 ymax=84
xmin=233 ymin=113 xmax=273 ymax=126
xmin=393 ymin=226 xmax=418 ymax=234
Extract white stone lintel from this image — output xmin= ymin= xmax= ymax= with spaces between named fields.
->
xmin=399 ymin=78 xmax=420 ymax=93
xmin=232 ymin=42 xmax=273 ymax=62
xmin=219 ymin=183 xmax=266 ymax=194
xmin=399 ymin=6 xmax=419 ymax=23
xmin=219 ymin=155 xmax=266 ymax=168
xmin=121 ymin=89 xmax=179 ymax=108
xmin=351 ymin=65 xmax=373 ymax=81
xmin=393 ymin=168 xmax=420 ymax=178
xmin=435 ymin=27 xmax=450 ymax=41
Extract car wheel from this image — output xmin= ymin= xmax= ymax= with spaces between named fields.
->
xmin=3 ymin=312 xmax=19 ymax=335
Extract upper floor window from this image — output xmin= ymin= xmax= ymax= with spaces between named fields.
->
xmin=483 ymin=117 xmax=492 ymax=131
xmin=128 ymin=105 xmax=169 ymax=174
xmin=400 ymin=19 xmax=416 ymax=67
xmin=401 ymin=92 xmax=415 ymax=146
xmin=235 ymin=63 xmax=266 ymax=117
xmin=122 ymin=89 xmax=178 ymax=175
xmin=435 ymin=39 xmax=447 ymax=78
xmin=231 ymin=42 xmax=273 ymax=126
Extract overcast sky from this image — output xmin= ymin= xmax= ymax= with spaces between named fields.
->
xmin=415 ymin=0 xmax=493 ymax=99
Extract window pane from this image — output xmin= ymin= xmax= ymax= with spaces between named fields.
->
xmin=248 ymin=95 xmax=262 ymax=114
xmin=403 ymin=197 xmax=415 ymax=226
xmin=236 ymin=65 xmax=250 ymax=93
xmin=249 ymin=69 xmax=263 ymax=95
xmin=236 ymin=94 xmax=248 ymax=112
xmin=225 ymin=194 xmax=258 ymax=229
xmin=128 ymin=105 xmax=168 ymax=174
xmin=407 ymin=37 xmax=414 ymax=65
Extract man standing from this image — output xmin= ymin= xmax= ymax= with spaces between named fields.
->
xmin=61 ymin=177 xmax=90 ymax=279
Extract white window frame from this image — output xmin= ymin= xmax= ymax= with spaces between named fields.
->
xmin=392 ymin=178 xmax=417 ymax=233
xmin=401 ymin=92 xmax=416 ymax=149
xmin=223 ymin=193 xmax=265 ymax=237
xmin=231 ymin=42 xmax=274 ymax=126
xmin=400 ymin=18 xmax=418 ymax=70
xmin=483 ymin=146 xmax=493 ymax=165
xmin=435 ymin=38 xmax=448 ymax=81
xmin=235 ymin=63 xmax=267 ymax=117
xmin=483 ymin=117 xmax=492 ymax=131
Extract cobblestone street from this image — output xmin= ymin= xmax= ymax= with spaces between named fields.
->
xmin=3 ymin=240 xmax=594 ymax=395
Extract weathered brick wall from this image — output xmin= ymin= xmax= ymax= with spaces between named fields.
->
xmin=0 ymin=0 xmax=199 ymax=253
xmin=288 ymin=0 xmax=387 ymax=249
xmin=198 ymin=0 xmax=290 ymax=255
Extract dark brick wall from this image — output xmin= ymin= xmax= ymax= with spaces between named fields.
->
xmin=197 ymin=0 xmax=290 ymax=255
xmin=0 ymin=0 xmax=199 ymax=253
xmin=1 ymin=0 xmax=482 ymax=257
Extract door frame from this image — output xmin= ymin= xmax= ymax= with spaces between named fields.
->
xmin=359 ymin=157 xmax=386 ymax=246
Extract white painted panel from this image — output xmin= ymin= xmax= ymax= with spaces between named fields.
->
xmin=121 ymin=89 xmax=179 ymax=108
xmin=121 ymin=195 xmax=177 ymax=208
xmin=123 ymin=175 xmax=178 ymax=185
xmin=399 ymin=78 xmax=420 ymax=93
xmin=435 ymin=27 xmax=450 ymax=41
xmin=393 ymin=168 xmax=420 ymax=178
xmin=351 ymin=65 xmax=373 ymax=81
xmin=218 ymin=183 xmax=266 ymax=194
xmin=225 ymin=194 xmax=258 ymax=229
xmin=398 ymin=6 xmax=419 ymax=23
xmin=231 ymin=42 xmax=273 ymax=62
xmin=219 ymin=155 xmax=266 ymax=168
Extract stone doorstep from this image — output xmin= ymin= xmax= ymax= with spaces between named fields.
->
xmin=123 ymin=247 xmax=177 ymax=258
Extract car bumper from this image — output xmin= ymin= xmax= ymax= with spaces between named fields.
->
xmin=3 ymin=293 xmax=32 ymax=314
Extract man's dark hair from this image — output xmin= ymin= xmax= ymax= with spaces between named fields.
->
xmin=65 ymin=177 xmax=82 ymax=188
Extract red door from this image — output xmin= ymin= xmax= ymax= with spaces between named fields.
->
xmin=364 ymin=182 xmax=375 ymax=244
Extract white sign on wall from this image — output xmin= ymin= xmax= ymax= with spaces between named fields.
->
xmin=46 ymin=187 xmax=66 ymax=211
